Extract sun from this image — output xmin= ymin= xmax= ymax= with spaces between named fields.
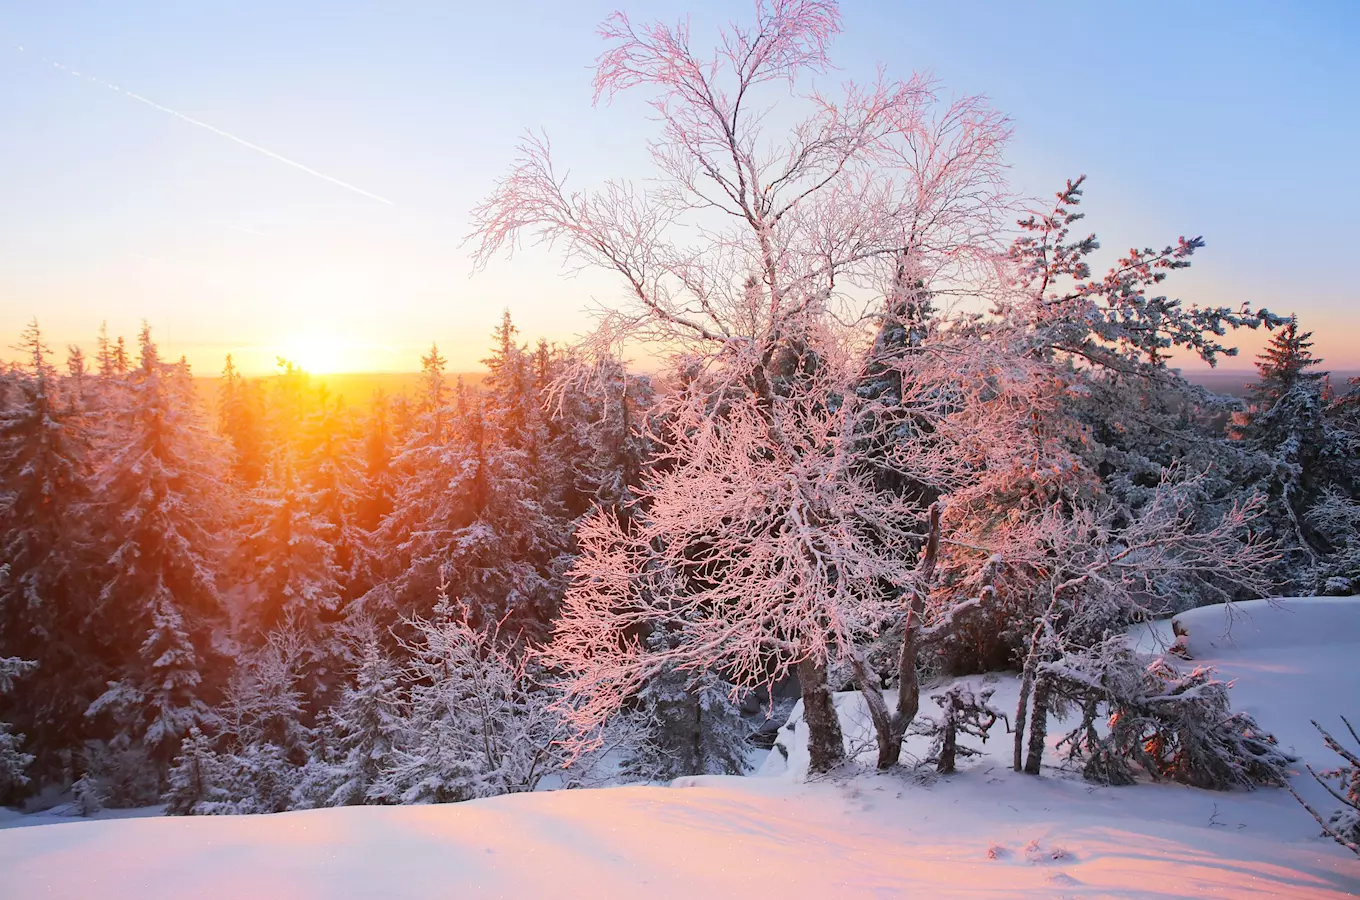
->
xmin=279 ymin=334 xmax=351 ymax=375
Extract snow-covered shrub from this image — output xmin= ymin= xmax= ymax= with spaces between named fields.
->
xmin=916 ymin=682 xmax=1005 ymax=774
xmin=76 ymin=735 xmax=160 ymax=811
xmin=369 ymin=603 xmax=574 ymax=805
xmin=1048 ymin=640 xmax=1293 ymax=790
xmin=163 ymin=727 xmax=234 ymax=815
xmin=1289 ymin=718 xmax=1360 ymax=857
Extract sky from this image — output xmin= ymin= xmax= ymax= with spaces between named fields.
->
xmin=2 ymin=0 xmax=1357 ymax=375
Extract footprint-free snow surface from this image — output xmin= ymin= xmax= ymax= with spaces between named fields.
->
xmin=2 ymin=597 xmax=1358 ymax=898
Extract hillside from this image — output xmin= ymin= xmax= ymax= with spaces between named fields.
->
xmin=2 ymin=597 xmax=1356 ymax=898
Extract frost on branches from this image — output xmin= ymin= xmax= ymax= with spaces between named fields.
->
xmin=0 ymin=650 xmax=36 ymax=800
xmin=368 ymin=591 xmax=576 ymax=805
xmin=1044 ymin=637 xmax=1292 ymax=790
xmin=473 ymin=1 xmax=1287 ymax=778
xmin=474 ymin=0 xmax=1012 ymax=774
xmin=1289 ymin=718 xmax=1360 ymax=857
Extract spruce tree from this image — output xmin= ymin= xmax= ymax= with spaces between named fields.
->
xmin=0 ymin=321 xmax=101 ymax=783
xmin=0 ymin=652 xmax=37 ymax=801
xmin=324 ymin=639 xmax=403 ymax=806
xmin=87 ymin=325 xmax=227 ymax=771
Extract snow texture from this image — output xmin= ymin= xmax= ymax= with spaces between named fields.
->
xmin=1 ymin=597 xmax=1356 ymax=897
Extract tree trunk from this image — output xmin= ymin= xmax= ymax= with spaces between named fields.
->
xmin=846 ymin=650 xmax=899 ymax=769
xmin=1023 ymin=676 xmax=1050 ymax=775
xmin=938 ymin=715 xmax=958 ymax=774
xmin=886 ymin=502 xmax=941 ymax=767
xmin=797 ymin=656 xmax=845 ymax=774
xmin=1014 ymin=594 xmax=1058 ymax=772
xmin=1012 ymin=666 xmax=1032 ymax=773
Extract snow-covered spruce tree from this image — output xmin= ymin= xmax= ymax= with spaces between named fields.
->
xmin=302 ymin=395 xmax=365 ymax=603
xmin=355 ymin=344 xmax=462 ymax=626
xmin=1307 ymin=490 xmax=1360 ymax=594
xmin=86 ymin=325 xmax=228 ymax=778
xmin=320 ymin=636 xmax=404 ymax=806
xmin=348 ymin=390 xmax=397 ymax=602
xmin=180 ymin=630 xmax=313 ymax=814
xmin=0 ymin=321 xmax=103 ymax=785
xmin=163 ymin=725 xmax=234 ymax=815
xmin=1289 ymin=718 xmax=1360 ymax=857
xmin=0 ymin=650 xmax=37 ymax=800
xmin=242 ymin=452 xmax=342 ymax=640
xmin=361 ymin=328 xmax=575 ymax=641
xmin=1227 ymin=319 xmax=1352 ymax=589
xmin=621 ymin=626 xmax=751 ymax=781
xmin=475 ymin=0 xmax=1010 ymax=774
xmin=450 ymin=314 xmax=574 ymax=637
xmin=217 ymin=354 xmax=268 ymax=488
xmin=554 ymin=352 xmax=655 ymax=523
xmin=370 ymin=592 xmax=574 ymax=804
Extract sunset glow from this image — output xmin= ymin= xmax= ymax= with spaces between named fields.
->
xmin=0 ymin=1 xmax=1355 ymax=894
xmin=277 ymin=334 xmax=354 ymax=375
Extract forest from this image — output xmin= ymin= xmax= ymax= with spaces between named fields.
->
xmin=1 ymin=0 xmax=1357 ymax=859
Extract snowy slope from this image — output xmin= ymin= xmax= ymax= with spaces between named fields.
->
xmin=1 ymin=598 xmax=1357 ymax=898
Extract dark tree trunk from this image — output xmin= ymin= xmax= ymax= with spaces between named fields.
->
xmin=938 ymin=717 xmax=958 ymax=774
xmin=847 ymin=503 xmax=941 ymax=770
xmin=1023 ymin=676 xmax=1051 ymax=775
xmin=797 ymin=656 xmax=845 ymax=774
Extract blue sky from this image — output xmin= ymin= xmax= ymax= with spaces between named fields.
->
xmin=2 ymin=0 xmax=1357 ymax=373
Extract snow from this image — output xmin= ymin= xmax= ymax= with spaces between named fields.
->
xmin=2 ymin=597 xmax=1357 ymax=898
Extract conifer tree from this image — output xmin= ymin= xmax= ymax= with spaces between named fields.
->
xmin=0 ymin=321 xmax=101 ymax=781
xmin=0 ymin=651 xmax=37 ymax=801
xmin=1229 ymin=317 xmax=1352 ymax=582
xmin=622 ymin=627 xmax=750 ymax=781
xmin=323 ymin=638 xmax=403 ymax=806
xmin=87 ymin=325 xmax=227 ymax=771
xmin=218 ymin=355 xmax=267 ymax=486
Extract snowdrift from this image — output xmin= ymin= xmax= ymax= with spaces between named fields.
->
xmin=1 ymin=597 xmax=1357 ymax=898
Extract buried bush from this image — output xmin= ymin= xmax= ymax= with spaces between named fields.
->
xmin=1046 ymin=639 xmax=1294 ymax=789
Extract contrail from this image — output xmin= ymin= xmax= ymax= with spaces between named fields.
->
xmin=11 ymin=43 xmax=395 ymax=206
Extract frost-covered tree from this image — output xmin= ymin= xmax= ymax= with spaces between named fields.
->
xmin=87 ymin=325 xmax=227 ymax=770
xmin=1307 ymin=490 xmax=1360 ymax=594
xmin=1227 ymin=318 xmax=1354 ymax=588
xmin=917 ymin=682 xmax=1004 ymax=775
xmin=217 ymin=355 xmax=267 ymax=487
xmin=0 ymin=650 xmax=37 ymax=800
xmin=621 ymin=628 xmax=751 ymax=781
xmin=0 ymin=322 xmax=101 ymax=781
xmin=371 ymin=596 xmax=574 ymax=804
xmin=243 ymin=452 xmax=342 ymax=641
xmin=995 ymin=483 xmax=1277 ymax=776
xmin=170 ymin=632 xmax=314 ymax=815
xmin=1047 ymin=637 xmax=1293 ymax=790
xmin=559 ymin=354 xmax=655 ymax=522
xmin=322 ymin=637 xmax=403 ymax=806
xmin=475 ymin=0 xmax=1011 ymax=774
xmin=163 ymin=725 xmax=234 ymax=815
xmin=1289 ymin=718 xmax=1360 ymax=857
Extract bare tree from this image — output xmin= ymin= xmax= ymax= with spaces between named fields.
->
xmin=470 ymin=0 xmax=1010 ymax=773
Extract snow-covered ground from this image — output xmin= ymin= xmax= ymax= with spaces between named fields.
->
xmin=1 ymin=598 xmax=1357 ymax=898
